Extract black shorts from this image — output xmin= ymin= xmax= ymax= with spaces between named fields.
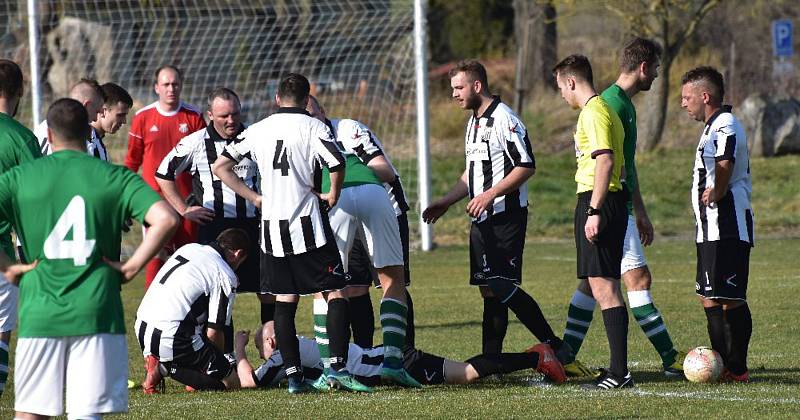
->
xmin=575 ymin=190 xmax=627 ymax=280
xmin=469 ymin=207 xmax=527 ymax=286
xmin=260 ymin=240 xmax=347 ymax=295
xmin=696 ymin=240 xmax=751 ymax=301
xmin=348 ymin=213 xmax=411 ymax=288
xmin=404 ymin=347 xmax=446 ymax=385
xmin=163 ymin=340 xmax=233 ymax=381
xmin=199 ymin=218 xmax=265 ymax=293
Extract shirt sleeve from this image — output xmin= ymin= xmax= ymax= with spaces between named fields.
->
xmin=191 ymin=112 xmax=207 ymax=133
xmin=0 ymin=170 xmax=18 ymax=224
xmin=714 ymin=125 xmax=737 ymax=163
xmin=207 ymin=273 xmax=235 ymax=328
xmin=497 ymin=116 xmax=535 ymax=168
xmin=584 ymin=109 xmax=615 ymax=158
xmin=117 ymin=166 xmax=162 ymax=223
xmin=253 ymin=360 xmax=285 ymax=388
xmin=125 ymin=114 xmax=145 ymax=172
xmin=338 ymin=120 xmax=384 ymax=163
xmin=155 ymin=135 xmax=196 ymax=181
xmin=312 ymin=123 xmax=345 ymax=172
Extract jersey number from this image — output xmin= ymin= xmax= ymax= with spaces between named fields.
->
xmin=273 ymin=140 xmax=290 ymax=176
xmin=43 ymin=196 xmax=96 ymax=266
xmin=158 ymin=255 xmax=190 ymax=284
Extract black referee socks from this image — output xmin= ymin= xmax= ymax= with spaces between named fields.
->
xmin=348 ymin=294 xmax=375 ymax=348
xmin=482 ymin=297 xmax=508 ymax=354
xmin=274 ymin=301 xmax=302 ymax=379
xmin=602 ymin=306 xmax=629 ymax=378
xmin=725 ymin=304 xmax=752 ymax=375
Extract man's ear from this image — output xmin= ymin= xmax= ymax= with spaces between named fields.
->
xmin=473 ymin=79 xmax=482 ymax=94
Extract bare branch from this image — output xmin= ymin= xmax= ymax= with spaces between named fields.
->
xmin=668 ymin=0 xmax=721 ymax=56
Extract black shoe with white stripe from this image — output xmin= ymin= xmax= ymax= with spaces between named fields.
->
xmin=581 ymin=369 xmax=634 ymax=390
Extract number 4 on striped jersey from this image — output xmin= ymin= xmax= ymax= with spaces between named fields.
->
xmin=43 ymin=195 xmax=96 ymax=266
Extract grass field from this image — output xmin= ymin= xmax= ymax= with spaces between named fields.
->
xmin=1 ymin=237 xmax=798 ymax=418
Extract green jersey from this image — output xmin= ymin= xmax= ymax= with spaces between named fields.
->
xmin=0 ymin=150 xmax=160 ymax=337
xmin=601 ymin=84 xmax=637 ymax=214
xmin=0 ymin=113 xmax=42 ymax=258
xmin=320 ymin=154 xmax=381 ymax=193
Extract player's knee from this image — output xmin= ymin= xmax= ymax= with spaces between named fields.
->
xmin=622 ymin=266 xmax=651 ymax=291
xmin=576 ymin=279 xmax=592 ymax=296
xmin=485 ymin=279 xmax=517 ymax=303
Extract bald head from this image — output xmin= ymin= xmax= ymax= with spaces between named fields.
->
xmin=69 ymin=78 xmax=105 ymax=123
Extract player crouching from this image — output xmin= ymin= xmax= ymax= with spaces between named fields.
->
xmin=134 ymin=228 xmax=249 ymax=393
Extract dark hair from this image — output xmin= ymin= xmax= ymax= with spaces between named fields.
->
xmin=47 ymin=98 xmax=90 ymax=143
xmin=552 ymin=54 xmax=594 ymax=85
xmin=73 ymin=78 xmax=106 ymax=102
xmin=448 ymin=60 xmax=489 ymax=89
xmin=277 ymin=73 xmax=310 ymax=106
xmin=207 ymin=87 xmax=241 ymax=110
xmin=620 ymin=38 xmax=662 ymax=72
xmin=0 ymin=59 xmax=23 ymax=99
xmin=101 ymin=82 xmax=133 ymax=108
xmin=216 ymin=228 xmax=250 ymax=256
xmin=681 ymin=66 xmax=725 ymax=103
xmin=154 ymin=65 xmax=183 ymax=84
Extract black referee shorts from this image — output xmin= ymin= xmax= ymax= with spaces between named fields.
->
xmin=260 ymin=240 xmax=347 ymax=296
xmin=198 ymin=218 xmax=265 ymax=293
xmin=348 ymin=212 xmax=411 ymax=288
xmin=575 ymin=190 xmax=627 ymax=280
xmin=696 ymin=239 xmax=751 ymax=301
xmin=469 ymin=207 xmax=527 ymax=286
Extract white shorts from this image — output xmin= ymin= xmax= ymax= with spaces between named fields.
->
xmin=15 ymin=334 xmax=129 ymax=416
xmin=621 ymin=215 xmax=648 ymax=274
xmin=0 ymin=276 xmax=18 ymax=332
xmin=329 ymin=184 xmax=403 ymax=270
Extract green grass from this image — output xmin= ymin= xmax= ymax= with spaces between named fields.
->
xmin=1 ymin=238 xmax=798 ymax=418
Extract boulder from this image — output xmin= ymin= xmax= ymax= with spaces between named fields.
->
xmin=45 ymin=17 xmax=112 ymax=98
xmin=740 ymin=94 xmax=800 ymax=157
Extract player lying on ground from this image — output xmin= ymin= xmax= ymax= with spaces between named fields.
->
xmin=232 ymin=324 xmax=566 ymax=389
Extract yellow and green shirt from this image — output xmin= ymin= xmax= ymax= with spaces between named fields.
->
xmin=573 ymin=96 xmax=625 ymax=194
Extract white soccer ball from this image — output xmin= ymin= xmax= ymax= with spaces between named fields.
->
xmin=683 ymin=346 xmax=723 ymax=383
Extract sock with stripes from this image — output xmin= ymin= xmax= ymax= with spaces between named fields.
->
xmin=274 ymin=301 xmax=302 ymax=379
xmin=313 ymin=298 xmax=331 ymax=375
xmin=704 ymin=305 xmax=729 ymax=366
xmin=628 ymin=290 xmax=678 ymax=367
xmin=602 ymin=306 xmax=629 ymax=378
xmin=482 ymin=297 xmax=508 ymax=355
xmin=326 ymin=298 xmax=350 ymax=372
xmin=0 ymin=340 xmax=8 ymax=397
xmin=725 ymin=303 xmax=752 ymax=375
xmin=379 ymin=298 xmax=408 ymax=369
xmin=563 ymin=290 xmax=596 ymax=355
xmin=348 ymin=293 xmax=375 ymax=348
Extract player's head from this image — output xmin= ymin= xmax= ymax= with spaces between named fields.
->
xmin=46 ymin=98 xmax=90 ymax=150
xmin=216 ymin=228 xmax=250 ymax=271
xmin=449 ymin=60 xmax=490 ymax=111
xmin=620 ymin=37 xmax=662 ymax=91
xmin=154 ymin=65 xmax=183 ymax=107
xmin=207 ymin=87 xmax=242 ymax=139
xmin=680 ymin=66 xmax=724 ymax=122
xmin=276 ymin=73 xmax=310 ymax=108
xmin=306 ymin=95 xmax=326 ymax=122
xmin=254 ymin=322 xmax=276 ymax=360
xmin=553 ymin=54 xmax=593 ymax=109
xmin=97 ymin=82 xmax=133 ymax=134
xmin=69 ymin=78 xmax=105 ymax=123
xmin=0 ymin=59 xmax=24 ymax=117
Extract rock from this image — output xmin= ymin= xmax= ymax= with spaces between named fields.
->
xmin=45 ymin=17 xmax=112 ymax=98
xmin=740 ymin=94 xmax=800 ymax=157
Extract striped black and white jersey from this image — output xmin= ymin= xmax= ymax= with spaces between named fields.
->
xmin=223 ymin=107 xmax=345 ymax=257
xmin=34 ymin=120 xmax=110 ymax=161
xmin=463 ymin=96 xmax=535 ymax=223
xmin=134 ymin=243 xmax=238 ymax=362
xmin=328 ymin=118 xmax=410 ymax=216
xmin=692 ymin=106 xmax=754 ymax=245
xmin=156 ymin=125 xmax=259 ymax=219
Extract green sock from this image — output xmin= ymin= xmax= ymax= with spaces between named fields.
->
xmin=629 ymin=291 xmax=678 ymax=367
xmin=0 ymin=340 xmax=8 ymax=396
xmin=379 ymin=298 xmax=407 ymax=369
xmin=313 ymin=298 xmax=330 ymax=375
xmin=563 ymin=290 xmax=596 ymax=356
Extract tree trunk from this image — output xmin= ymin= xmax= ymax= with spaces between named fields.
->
xmin=639 ymin=53 xmax=671 ymax=151
xmin=513 ymin=0 xmax=556 ymax=113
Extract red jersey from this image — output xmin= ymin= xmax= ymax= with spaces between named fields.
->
xmin=125 ymin=101 xmax=206 ymax=196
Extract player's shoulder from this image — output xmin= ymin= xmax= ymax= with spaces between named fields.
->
xmin=134 ymin=101 xmax=159 ymax=116
xmin=491 ymin=101 xmax=526 ymax=131
xmin=709 ymin=107 xmax=742 ymax=136
xmin=179 ymin=102 xmax=204 ymax=117
xmin=180 ymin=127 xmax=209 ymax=145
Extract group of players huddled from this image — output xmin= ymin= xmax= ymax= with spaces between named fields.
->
xmin=0 ymin=34 xmax=753 ymax=418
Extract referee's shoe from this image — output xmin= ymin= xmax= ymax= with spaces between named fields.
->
xmin=581 ymin=369 xmax=634 ymax=390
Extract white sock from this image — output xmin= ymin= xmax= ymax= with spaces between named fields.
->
xmin=627 ymin=290 xmax=653 ymax=308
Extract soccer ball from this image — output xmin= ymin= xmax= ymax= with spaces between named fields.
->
xmin=683 ymin=346 xmax=723 ymax=383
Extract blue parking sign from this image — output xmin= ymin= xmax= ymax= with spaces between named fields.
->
xmin=773 ymin=20 xmax=793 ymax=57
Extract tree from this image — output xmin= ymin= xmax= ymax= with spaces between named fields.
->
xmin=512 ymin=0 xmax=557 ymax=113
xmin=607 ymin=0 xmax=721 ymax=150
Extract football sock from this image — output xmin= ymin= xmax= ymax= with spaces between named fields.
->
xmin=482 ymin=297 xmax=508 ymax=354
xmin=466 ymin=352 xmax=538 ymax=378
xmin=563 ymin=290 xmax=596 ymax=355
xmin=405 ymin=289 xmax=416 ymax=349
xmin=628 ymin=290 xmax=678 ymax=367
xmin=505 ymin=286 xmax=558 ymax=343
xmin=327 ymin=298 xmax=351 ymax=372
xmin=274 ymin=301 xmax=302 ymax=379
xmin=168 ymin=365 xmax=226 ymax=391
xmin=704 ymin=305 xmax=729 ymax=366
xmin=348 ymin=293 xmax=375 ymax=348
xmin=260 ymin=301 xmax=275 ymax=324
xmin=725 ymin=303 xmax=752 ymax=375
xmin=602 ymin=306 xmax=629 ymax=378
xmin=0 ymin=340 xmax=8 ymax=396
xmin=222 ymin=321 xmax=234 ymax=353
xmin=379 ymin=298 xmax=408 ymax=369
xmin=313 ymin=298 xmax=331 ymax=374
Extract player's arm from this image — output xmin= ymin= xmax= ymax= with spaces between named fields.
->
xmin=630 ymin=182 xmax=654 ymax=246
xmin=207 ymin=325 xmax=225 ymax=352
xmin=234 ymin=330 xmax=258 ymax=388
xmin=584 ymin=152 xmax=613 ymax=243
xmin=342 ymin=121 xmax=396 ymax=183
xmin=213 ymin=155 xmax=261 ymax=208
xmin=313 ymin=126 xmax=347 ymax=208
xmin=155 ymin=141 xmax=214 ymax=224
xmin=702 ymin=130 xmax=736 ymax=206
xmin=366 ymin=155 xmax=396 ymax=183
xmin=107 ymin=201 xmax=179 ymax=281
xmin=0 ymin=252 xmax=37 ymax=286
xmin=422 ymin=169 xmax=469 ymax=224
xmin=466 ymin=166 xmax=534 ymax=218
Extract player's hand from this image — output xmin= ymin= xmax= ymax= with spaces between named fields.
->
xmin=4 ymin=260 xmax=37 ymax=285
xmin=235 ymin=330 xmax=250 ymax=348
xmin=319 ymin=192 xmax=338 ymax=209
xmin=636 ymin=214 xmax=654 ymax=246
xmin=254 ymin=196 xmax=262 ymax=209
xmin=121 ymin=218 xmax=133 ymax=233
xmin=466 ymin=190 xmax=496 ymax=218
xmin=182 ymin=206 xmax=215 ymax=225
xmin=422 ymin=200 xmax=450 ymax=224
xmin=584 ymin=215 xmax=601 ymax=243
xmin=701 ymin=186 xmax=726 ymax=207
xmin=103 ymin=256 xmax=138 ymax=283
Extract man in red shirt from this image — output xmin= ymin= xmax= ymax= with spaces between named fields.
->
xmin=126 ymin=65 xmax=206 ymax=288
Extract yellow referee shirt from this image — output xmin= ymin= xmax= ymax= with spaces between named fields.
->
xmin=573 ymin=96 xmax=624 ymax=194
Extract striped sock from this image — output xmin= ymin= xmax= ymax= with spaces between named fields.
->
xmin=380 ymin=298 xmax=407 ymax=369
xmin=628 ymin=290 xmax=678 ymax=367
xmin=313 ymin=298 xmax=331 ymax=375
xmin=563 ymin=290 xmax=596 ymax=355
xmin=0 ymin=340 xmax=8 ymax=396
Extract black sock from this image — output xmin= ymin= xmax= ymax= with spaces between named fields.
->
xmin=602 ymin=306 xmax=629 ymax=377
xmin=466 ymin=352 xmax=539 ymax=378
xmin=274 ymin=301 xmax=302 ymax=379
xmin=725 ymin=304 xmax=752 ymax=375
xmin=482 ymin=297 xmax=508 ymax=354
xmin=260 ymin=301 xmax=275 ymax=324
xmin=327 ymin=298 xmax=350 ymax=371
xmin=222 ymin=321 xmax=234 ymax=353
xmin=505 ymin=288 xmax=558 ymax=343
xmin=704 ymin=305 xmax=728 ymax=366
xmin=405 ymin=289 xmax=416 ymax=349
xmin=166 ymin=365 xmax=226 ymax=391
xmin=348 ymin=294 xmax=374 ymax=348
